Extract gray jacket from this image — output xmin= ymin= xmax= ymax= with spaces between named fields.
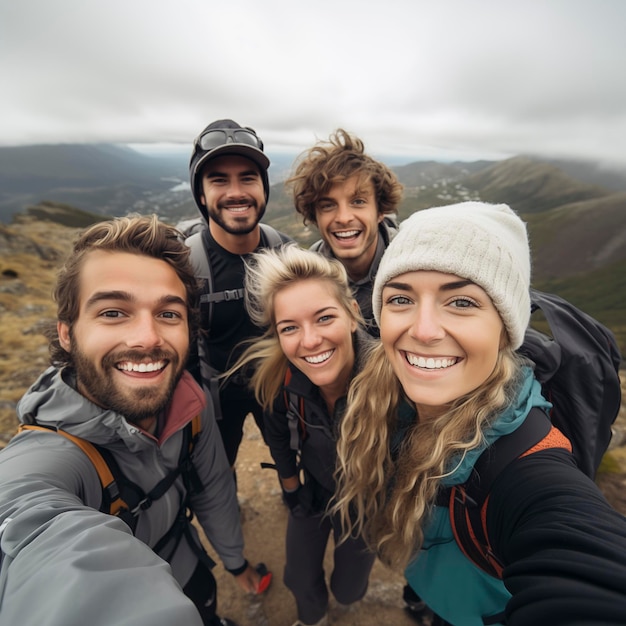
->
xmin=0 ymin=367 xmax=244 ymax=625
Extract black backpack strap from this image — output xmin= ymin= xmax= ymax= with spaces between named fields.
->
xmin=152 ymin=414 xmax=214 ymax=569
xmin=191 ymin=224 xmax=283 ymax=310
xmin=283 ymin=369 xmax=307 ymax=451
xmin=187 ymin=223 xmax=286 ymax=319
xmin=94 ymin=416 xmax=204 ymax=535
xmin=437 ymin=408 xmax=552 ymax=578
xmin=153 ymin=502 xmax=216 ymax=571
xmin=92 ymin=445 xmax=147 ymax=532
xmin=203 ymin=288 xmax=244 ymax=303
xmin=132 ymin=416 xmax=204 ymax=506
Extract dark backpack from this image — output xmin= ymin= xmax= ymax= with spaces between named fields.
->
xmin=180 ymin=219 xmax=286 ymax=420
xmin=18 ymin=415 xmax=214 ymax=567
xmin=438 ymin=288 xmax=622 ymax=579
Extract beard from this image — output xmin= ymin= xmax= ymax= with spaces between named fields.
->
xmin=207 ymin=198 xmax=267 ymax=235
xmin=71 ymin=345 xmax=186 ymax=426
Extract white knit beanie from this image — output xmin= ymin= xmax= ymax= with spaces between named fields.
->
xmin=372 ymin=202 xmax=531 ymax=349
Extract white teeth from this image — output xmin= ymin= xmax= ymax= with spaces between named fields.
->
xmin=304 ymin=350 xmax=333 ymax=364
xmin=406 ymin=355 xmax=457 ymax=370
xmin=117 ymin=361 xmax=165 ymax=373
xmin=227 ymin=206 xmax=250 ymax=212
xmin=334 ymin=230 xmax=360 ymax=239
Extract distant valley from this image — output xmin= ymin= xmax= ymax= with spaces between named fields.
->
xmin=1 ymin=143 xmax=625 ymax=353
xmin=0 ymin=144 xmax=299 ymax=224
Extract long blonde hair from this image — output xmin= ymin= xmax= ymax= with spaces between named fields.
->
xmin=226 ymin=245 xmax=363 ymax=409
xmin=333 ymin=341 xmax=525 ymax=570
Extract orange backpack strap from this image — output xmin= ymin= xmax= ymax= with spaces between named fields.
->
xmin=18 ymin=424 xmax=129 ymax=516
xmin=520 ymin=424 xmax=572 ymax=457
xmin=190 ymin=413 xmax=202 ymax=447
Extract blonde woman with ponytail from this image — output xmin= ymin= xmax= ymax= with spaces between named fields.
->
xmin=334 ymin=202 xmax=626 ymax=626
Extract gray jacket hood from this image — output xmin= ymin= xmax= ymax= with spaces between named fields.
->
xmin=17 ymin=366 xmax=204 ymax=450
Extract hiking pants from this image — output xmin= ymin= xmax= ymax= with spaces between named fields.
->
xmin=217 ymin=381 xmax=265 ymax=467
xmin=183 ymin=560 xmax=218 ymax=625
xmin=284 ymin=510 xmax=376 ymax=625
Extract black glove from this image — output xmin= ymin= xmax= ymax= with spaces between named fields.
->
xmin=282 ymin=487 xmax=299 ymax=509
xmin=282 ymin=486 xmax=308 ymax=517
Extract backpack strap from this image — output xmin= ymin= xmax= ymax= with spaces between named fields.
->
xmin=187 ymin=224 xmax=285 ymax=312
xmin=18 ymin=424 xmax=129 ymax=517
xmin=18 ymin=416 xmax=204 ymax=533
xmin=109 ymin=417 xmax=203 ymax=529
xmin=18 ymin=418 xmax=215 ymax=569
xmin=283 ymin=368 xmax=306 ymax=451
xmin=185 ymin=225 xmax=286 ymax=419
xmin=259 ymin=223 xmax=286 ymax=248
xmin=437 ymin=408 xmax=572 ymax=578
xmin=184 ymin=232 xmax=222 ymax=418
xmin=179 ymin=414 xmax=204 ymax=496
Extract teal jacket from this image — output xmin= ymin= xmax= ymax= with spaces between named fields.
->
xmin=404 ymin=367 xmax=550 ymax=625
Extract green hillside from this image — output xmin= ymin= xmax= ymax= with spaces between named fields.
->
xmin=11 ymin=156 xmax=626 ymax=355
xmin=19 ymin=201 xmax=112 ymax=228
xmin=532 ymin=258 xmax=626 ymax=355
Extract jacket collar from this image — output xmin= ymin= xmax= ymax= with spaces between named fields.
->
xmin=17 ymin=367 xmax=205 ymax=447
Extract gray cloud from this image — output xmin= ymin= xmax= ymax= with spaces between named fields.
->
xmin=1 ymin=0 xmax=625 ymax=166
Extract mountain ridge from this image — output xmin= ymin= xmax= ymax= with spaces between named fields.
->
xmin=1 ymin=143 xmax=624 ymax=353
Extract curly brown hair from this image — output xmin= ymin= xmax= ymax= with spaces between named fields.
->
xmin=286 ymin=129 xmax=404 ymax=225
xmin=47 ymin=214 xmax=199 ymax=367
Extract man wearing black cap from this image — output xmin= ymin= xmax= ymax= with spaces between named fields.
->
xmin=186 ymin=119 xmax=292 ymax=472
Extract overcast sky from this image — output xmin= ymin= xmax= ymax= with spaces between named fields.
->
xmin=1 ymin=0 xmax=625 ymax=166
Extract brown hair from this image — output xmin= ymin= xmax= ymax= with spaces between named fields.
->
xmin=47 ymin=214 xmax=199 ymax=366
xmin=286 ymin=129 xmax=404 ymax=225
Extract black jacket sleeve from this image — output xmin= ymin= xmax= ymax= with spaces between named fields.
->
xmin=487 ymin=448 xmax=626 ymax=626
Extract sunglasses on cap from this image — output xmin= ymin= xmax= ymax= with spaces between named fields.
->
xmin=194 ymin=128 xmax=263 ymax=152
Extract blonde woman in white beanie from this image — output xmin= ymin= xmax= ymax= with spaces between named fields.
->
xmin=333 ymin=202 xmax=626 ymax=626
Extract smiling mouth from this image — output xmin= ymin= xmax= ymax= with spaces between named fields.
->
xmin=222 ymin=197 xmax=256 ymax=212
xmin=405 ymin=354 xmax=459 ymax=370
xmin=332 ymin=230 xmax=361 ymax=241
xmin=116 ymin=361 xmax=166 ymax=373
xmin=303 ymin=350 xmax=334 ymax=364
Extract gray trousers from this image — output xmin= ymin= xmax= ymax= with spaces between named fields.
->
xmin=283 ymin=510 xmax=376 ymax=625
